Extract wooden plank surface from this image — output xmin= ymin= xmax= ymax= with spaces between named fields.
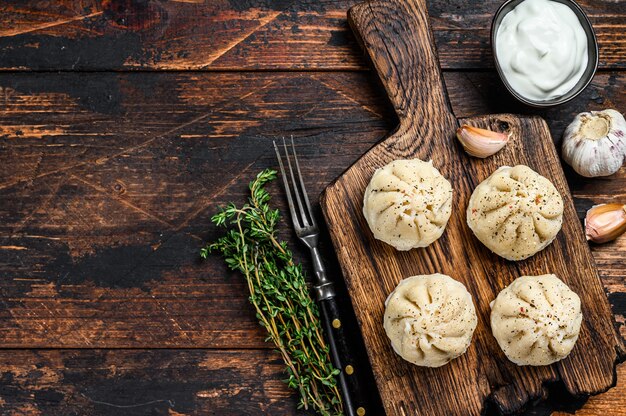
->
xmin=0 ymin=70 xmax=625 ymax=414
xmin=0 ymin=71 xmax=624 ymax=349
xmin=0 ymin=349 xmax=623 ymax=416
xmin=0 ymin=0 xmax=625 ymax=71
xmin=0 ymin=349 xmax=300 ymax=415
xmin=0 ymin=0 xmax=624 ymax=414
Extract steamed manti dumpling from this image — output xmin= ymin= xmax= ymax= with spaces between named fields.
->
xmin=384 ymin=274 xmax=477 ymax=367
xmin=490 ymin=274 xmax=582 ymax=366
xmin=363 ymin=159 xmax=453 ymax=250
xmin=467 ymin=165 xmax=563 ymax=261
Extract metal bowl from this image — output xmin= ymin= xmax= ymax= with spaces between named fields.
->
xmin=491 ymin=0 xmax=599 ymax=107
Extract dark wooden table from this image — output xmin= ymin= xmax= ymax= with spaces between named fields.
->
xmin=0 ymin=1 xmax=624 ymax=415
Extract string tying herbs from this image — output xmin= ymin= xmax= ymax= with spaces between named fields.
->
xmin=202 ymin=169 xmax=343 ymax=416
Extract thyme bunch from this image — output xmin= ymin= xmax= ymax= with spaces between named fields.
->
xmin=202 ymin=169 xmax=343 ymax=416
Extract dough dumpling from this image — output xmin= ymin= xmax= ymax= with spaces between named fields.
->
xmin=384 ymin=274 xmax=477 ymax=367
xmin=467 ymin=165 xmax=563 ymax=261
xmin=490 ymin=274 xmax=582 ymax=366
xmin=363 ymin=159 xmax=453 ymax=250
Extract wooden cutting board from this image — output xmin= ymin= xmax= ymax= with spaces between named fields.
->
xmin=320 ymin=0 xmax=624 ymax=414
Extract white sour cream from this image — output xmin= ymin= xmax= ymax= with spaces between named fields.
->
xmin=495 ymin=0 xmax=589 ymax=101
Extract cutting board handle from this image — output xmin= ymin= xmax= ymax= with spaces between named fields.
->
xmin=348 ymin=0 xmax=455 ymax=133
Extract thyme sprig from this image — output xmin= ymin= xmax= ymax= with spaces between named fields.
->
xmin=202 ymin=169 xmax=343 ymax=416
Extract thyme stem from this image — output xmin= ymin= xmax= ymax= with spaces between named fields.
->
xmin=202 ymin=169 xmax=343 ymax=416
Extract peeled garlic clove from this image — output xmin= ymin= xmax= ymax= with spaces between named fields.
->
xmin=562 ymin=109 xmax=626 ymax=178
xmin=585 ymin=203 xmax=626 ymax=243
xmin=456 ymin=125 xmax=510 ymax=158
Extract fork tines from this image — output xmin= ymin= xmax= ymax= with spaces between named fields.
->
xmin=273 ymin=137 xmax=316 ymax=233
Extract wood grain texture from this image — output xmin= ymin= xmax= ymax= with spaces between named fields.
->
xmin=0 ymin=0 xmax=625 ymax=414
xmin=0 ymin=69 xmax=623 ymax=414
xmin=0 ymin=71 xmax=624 ymax=351
xmin=0 ymin=349 xmax=623 ymax=416
xmin=321 ymin=0 xmax=623 ymax=414
xmin=0 ymin=0 xmax=624 ymax=71
xmin=0 ymin=349 xmax=300 ymax=415
xmin=551 ymin=365 xmax=626 ymax=416
xmin=0 ymin=71 xmax=392 ymax=348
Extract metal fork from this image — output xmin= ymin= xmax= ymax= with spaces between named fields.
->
xmin=274 ymin=137 xmax=360 ymax=416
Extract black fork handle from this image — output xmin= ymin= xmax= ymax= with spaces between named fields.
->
xmin=310 ymin=244 xmax=366 ymax=416
xmin=318 ymin=292 xmax=368 ymax=416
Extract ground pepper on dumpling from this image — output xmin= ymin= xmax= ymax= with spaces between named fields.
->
xmin=363 ymin=159 xmax=453 ymax=251
xmin=490 ymin=274 xmax=582 ymax=366
xmin=466 ymin=165 xmax=563 ymax=261
xmin=384 ymin=273 xmax=477 ymax=367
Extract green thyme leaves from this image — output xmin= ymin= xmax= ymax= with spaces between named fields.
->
xmin=202 ymin=169 xmax=343 ymax=416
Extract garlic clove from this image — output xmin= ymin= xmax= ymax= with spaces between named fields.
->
xmin=584 ymin=203 xmax=626 ymax=243
xmin=456 ymin=125 xmax=511 ymax=158
xmin=562 ymin=109 xmax=626 ymax=178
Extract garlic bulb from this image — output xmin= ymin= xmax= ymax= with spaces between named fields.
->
xmin=456 ymin=125 xmax=510 ymax=158
xmin=562 ymin=109 xmax=626 ymax=177
xmin=585 ymin=203 xmax=626 ymax=244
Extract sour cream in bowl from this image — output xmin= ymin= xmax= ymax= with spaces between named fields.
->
xmin=491 ymin=0 xmax=598 ymax=107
